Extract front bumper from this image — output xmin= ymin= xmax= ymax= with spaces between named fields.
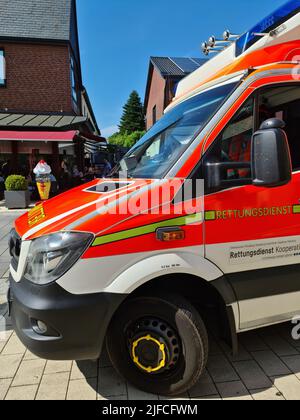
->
xmin=9 ymin=275 xmax=126 ymax=361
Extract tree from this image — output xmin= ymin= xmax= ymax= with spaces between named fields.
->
xmin=119 ymin=91 xmax=145 ymax=134
xmin=108 ymin=130 xmax=146 ymax=149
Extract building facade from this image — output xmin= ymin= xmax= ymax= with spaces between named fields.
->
xmin=0 ymin=0 xmax=102 ymax=178
xmin=144 ymin=57 xmax=207 ymax=130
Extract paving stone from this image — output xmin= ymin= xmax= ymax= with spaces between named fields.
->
xmin=159 ymin=393 xmax=190 ymax=400
xmin=193 ymin=395 xmax=222 ymax=400
xmin=23 ymin=350 xmax=39 ymax=361
xmin=0 ymin=378 xmax=11 ymax=400
xmin=0 ymin=354 xmax=23 ymax=379
xmin=233 ymin=360 xmax=272 ymax=390
xmin=261 ymin=334 xmax=299 ymax=357
xmin=219 ymin=340 xmax=251 ymax=362
xmin=0 ymin=279 xmax=8 ymax=294
xmin=99 ymin=348 xmax=112 ymax=368
xmin=189 ymin=370 xmax=218 ymax=398
xmin=0 ymin=293 xmax=8 ymax=306
xmin=271 ymin=375 xmax=300 ymax=401
xmin=5 ymin=385 xmax=38 ymax=400
xmin=36 ymin=372 xmax=69 ymax=400
xmin=208 ymin=337 xmax=223 ymax=355
xmin=127 ymin=384 xmax=159 ymax=400
xmin=12 ymin=359 xmax=46 ymax=386
xmin=207 ymin=354 xmax=239 ymax=383
xmin=0 ymin=266 xmax=8 ymax=280
xmin=104 ymin=395 xmax=127 ymax=400
xmin=1 ymin=333 xmax=26 ymax=356
xmin=250 ymin=387 xmax=285 ymax=400
xmin=217 ymin=381 xmax=253 ymax=400
xmin=44 ymin=360 xmax=72 ymax=375
xmin=0 ymin=328 xmax=13 ymax=343
xmin=0 ymin=340 xmax=6 ymax=353
xmin=71 ymin=360 xmax=98 ymax=380
xmin=98 ymin=367 xmax=127 ymax=398
xmin=67 ymin=379 xmax=97 ymax=400
xmin=240 ymin=332 xmax=269 ymax=352
xmin=281 ymin=355 xmax=300 ymax=379
xmin=0 ymin=246 xmax=8 ymax=256
xmin=278 ymin=327 xmax=300 ymax=347
xmin=252 ymin=351 xmax=291 ymax=377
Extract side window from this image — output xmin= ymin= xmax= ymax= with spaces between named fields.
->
xmin=257 ymin=85 xmax=300 ymax=171
xmin=0 ymin=50 xmax=5 ymax=86
xmin=219 ymin=97 xmax=254 ymax=180
xmin=208 ymin=97 xmax=255 ymax=186
xmin=152 ymin=105 xmax=157 ymax=126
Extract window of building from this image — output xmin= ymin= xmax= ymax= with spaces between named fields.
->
xmin=0 ymin=50 xmax=5 ymax=86
xmin=152 ymin=105 xmax=157 ymax=126
xmin=70 ymin=56 xmax=78 ymax=107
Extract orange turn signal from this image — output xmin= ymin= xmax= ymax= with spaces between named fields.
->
xmin=156 ymin=228 xmax=185 ymax=242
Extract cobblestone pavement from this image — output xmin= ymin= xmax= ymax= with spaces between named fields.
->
xmin=1 ymin=212 xmax=300 ymax=400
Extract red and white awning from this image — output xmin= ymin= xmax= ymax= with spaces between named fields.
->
xmin=0 ymin=130 xmax=78 ymax=142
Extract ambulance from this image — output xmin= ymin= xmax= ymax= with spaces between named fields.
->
xmin=8 ymin=0 xmax=300 ymax=396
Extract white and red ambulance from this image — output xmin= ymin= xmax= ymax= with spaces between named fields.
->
xmin=8 ymin=0 xmax=300 ymax=396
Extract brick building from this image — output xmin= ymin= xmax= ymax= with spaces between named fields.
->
xmin=144 ymin=57 xmax=207 ymax=130
xmin=0 ymin=0 xmax=102 ymax=178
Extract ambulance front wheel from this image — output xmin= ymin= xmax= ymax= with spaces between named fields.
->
xmin=106 ymin=293 xmax=209 ymax=396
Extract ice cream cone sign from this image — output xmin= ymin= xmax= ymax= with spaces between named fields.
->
xmin=34 ymin=160 xmax=52 ymax=201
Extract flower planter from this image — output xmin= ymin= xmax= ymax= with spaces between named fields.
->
xmin=4 ymin=190 xmax=30 ymax=209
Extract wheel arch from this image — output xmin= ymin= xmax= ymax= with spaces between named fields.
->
xmin=106 ymin=272 xmax=239 ymax=353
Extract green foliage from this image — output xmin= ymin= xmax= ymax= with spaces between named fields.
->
xmin=109 ymin=130 xmax=146 ymax=149
xmin=119 ymin=91 xmax=145 ymax=134
xmin=5 ymin=175 xmax=28 ymax=191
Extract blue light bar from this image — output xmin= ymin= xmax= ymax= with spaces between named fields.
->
xmin=236 ymin=0 xmax=300 ymax=57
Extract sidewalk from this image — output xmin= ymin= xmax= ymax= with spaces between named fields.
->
xmin=1 ymin=212 xmax=300 ymax=400
xmin=0 ymin=200 xmax=36 ymax=213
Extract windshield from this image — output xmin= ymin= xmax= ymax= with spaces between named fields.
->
xmin=115 ymin=81 xmax=239 ymax=179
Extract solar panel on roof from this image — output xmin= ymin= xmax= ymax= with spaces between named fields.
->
xmin=170 ymin=58 xmax=201 ymax=74
xmin=192 ymin=58 xmax=208 ymax=66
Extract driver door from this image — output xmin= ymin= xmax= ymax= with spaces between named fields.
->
xmin=204 ymin=82 xmax=300 ymax=330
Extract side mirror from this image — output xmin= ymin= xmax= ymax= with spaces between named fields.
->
xmin=252 ymin=118 xmax=292 ymax=188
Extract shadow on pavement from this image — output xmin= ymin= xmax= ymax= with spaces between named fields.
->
xmin=75 ymin=322 xmax=300 ymax=400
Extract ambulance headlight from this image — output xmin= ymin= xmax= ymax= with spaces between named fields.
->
xmin=24 ymin=232 xmax=93 ymax=285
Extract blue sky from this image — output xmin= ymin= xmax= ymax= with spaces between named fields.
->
xmin=76 ymin=0 xmax=286 ymax=137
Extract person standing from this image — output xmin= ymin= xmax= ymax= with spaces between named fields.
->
xmin=102 ymin=159 xmax=112 ymax=178
xmin=2 ymin=160 xmax=10 ymax=179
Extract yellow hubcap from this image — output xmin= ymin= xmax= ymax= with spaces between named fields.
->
xmin=132 ymin=335 xmax=166 ymax=374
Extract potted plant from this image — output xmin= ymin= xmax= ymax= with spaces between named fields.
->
xmin=4 ymin=175 xmax=30 ymax=209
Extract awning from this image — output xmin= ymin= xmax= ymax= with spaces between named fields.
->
xmin=0 ymin=130 xmax=78 ymax=142
xmin=0 ymin=113 xmax=87 ymax=129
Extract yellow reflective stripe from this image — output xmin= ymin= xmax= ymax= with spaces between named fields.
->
xmin=205 ymin=211 xmax=216 ymax=221
xmin=92 ymin=213 xmax=202 ymax=247
xmin=293 ymin=205 xmax=300 ymax=214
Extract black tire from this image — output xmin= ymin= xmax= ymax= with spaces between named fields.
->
xmin=106 ymin=293 xmax=209 ymax=396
